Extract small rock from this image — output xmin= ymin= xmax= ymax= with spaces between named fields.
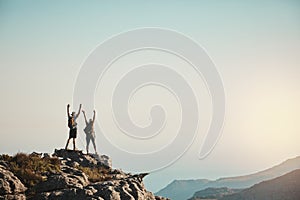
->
xmin=0 ymin=161 xmax=9 ymax=169
xmin=30 ymin=152 xmax=42 ymax=158
xmin=91 ymin=154 xmax=112 ymax=169
xmin=42 ymin=153 xmax=50 ymax=158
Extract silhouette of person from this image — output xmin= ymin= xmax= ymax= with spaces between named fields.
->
xmin=82 ymin=110 xmax=97 ymax=154
xmin=65 ymin=104 xmax=82 ymax=150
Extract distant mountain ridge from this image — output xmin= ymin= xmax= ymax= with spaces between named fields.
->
xmin=155 ymin=156 xmax=300 ymax=200
xmin=188 ymin=187 xmax=242 ymax=200
xmin=220 ymin=169 xmax=300 ymax=200
xmin=156 ymin=179 xmax=210 ymax=200
xmin=211 ymin=156 xmax=300 ymax=188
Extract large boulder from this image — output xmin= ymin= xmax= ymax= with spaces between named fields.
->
xmin=33 ymin=174 xmax=161 ymax=200
xmin=53 ymin=149 xmax=112 ymax=169
xmin=88 ymin=173 xmax=169 ymax=200
xmin=0 ymin=166 xmax=26 ymax=196
xmin=34 ymin=165 xmax=89 ymax=193
xmin=30 ymin=188 xmax=103 ymax=200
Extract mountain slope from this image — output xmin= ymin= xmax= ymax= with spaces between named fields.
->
xmin=220 ymin=169 xmax=300 ymax=200
xmin=156 ymin=179 xmax=210 ymax=200
xmin=213 ymin=156 xmax=300 ymax=188
xmin=155 ymin=156 xmax=300 ymax=200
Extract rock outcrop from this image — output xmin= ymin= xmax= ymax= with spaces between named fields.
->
xmin=52 ymin=149 xmax=112 ymax=169
xmin=0 ymin=149 xmax=168 ymax=200
xmin=0 ymin=163 xmax=27 ymax=200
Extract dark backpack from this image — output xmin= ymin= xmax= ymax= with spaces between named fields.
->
xmin=68 ymin=117 xmax=74 ymax=129
xmin=84 ymin=122 xmax=93 ymax=134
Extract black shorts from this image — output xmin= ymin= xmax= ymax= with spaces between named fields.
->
xmin=69 ymin=128 xmax=77 ymax=139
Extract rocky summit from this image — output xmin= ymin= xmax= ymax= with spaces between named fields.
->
xmin=0 ymin=149 xmax=168 ymax=200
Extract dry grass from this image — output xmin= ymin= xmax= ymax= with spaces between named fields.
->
xmin=0 ymin=153 xmax=60 ymax=187
xmin=77 ymin=166 xmax=112 ymax=182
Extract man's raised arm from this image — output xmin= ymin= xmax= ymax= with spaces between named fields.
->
xmin=67 ymin=104 xmax=70 ymax=117
xmin=93 ymin=110 xmax=96 ymax=123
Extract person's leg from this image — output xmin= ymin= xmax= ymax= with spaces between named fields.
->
xmin=65 ymin=138 xmax=70 ymax=150
xmin=71 ymin=128 xmax=77 ymax=151
xmin=86 ymin=136 xmax=90 ymax=154
xmin=91 ymin=137 xmax=97 ymax=154
xmin=73 ymin=138 xmax=76 ymax=150
xmin=66 ymin=129 xmax=73 ymax=149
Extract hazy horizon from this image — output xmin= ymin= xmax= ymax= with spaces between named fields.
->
xmin=1 ymin=0 xmax=300 ymax=192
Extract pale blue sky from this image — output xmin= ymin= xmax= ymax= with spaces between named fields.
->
xmin=1 ymin=0 xmax=300 ymax=192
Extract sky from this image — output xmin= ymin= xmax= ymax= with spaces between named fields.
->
xmin=1 ymin=0 xmax=300 ymax=193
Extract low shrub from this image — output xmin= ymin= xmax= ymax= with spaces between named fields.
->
xmin=77 ymin=166 xmax=112 ymax=182
xmin=1 ymin=153 xmax=61 ymax=188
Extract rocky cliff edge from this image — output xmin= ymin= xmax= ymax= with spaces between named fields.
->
xmin=0 ymin=149 xmax=168 ymax=200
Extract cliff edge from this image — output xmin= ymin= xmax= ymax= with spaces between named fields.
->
xmin=0 ymin=149 xmax=168 ymax=200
